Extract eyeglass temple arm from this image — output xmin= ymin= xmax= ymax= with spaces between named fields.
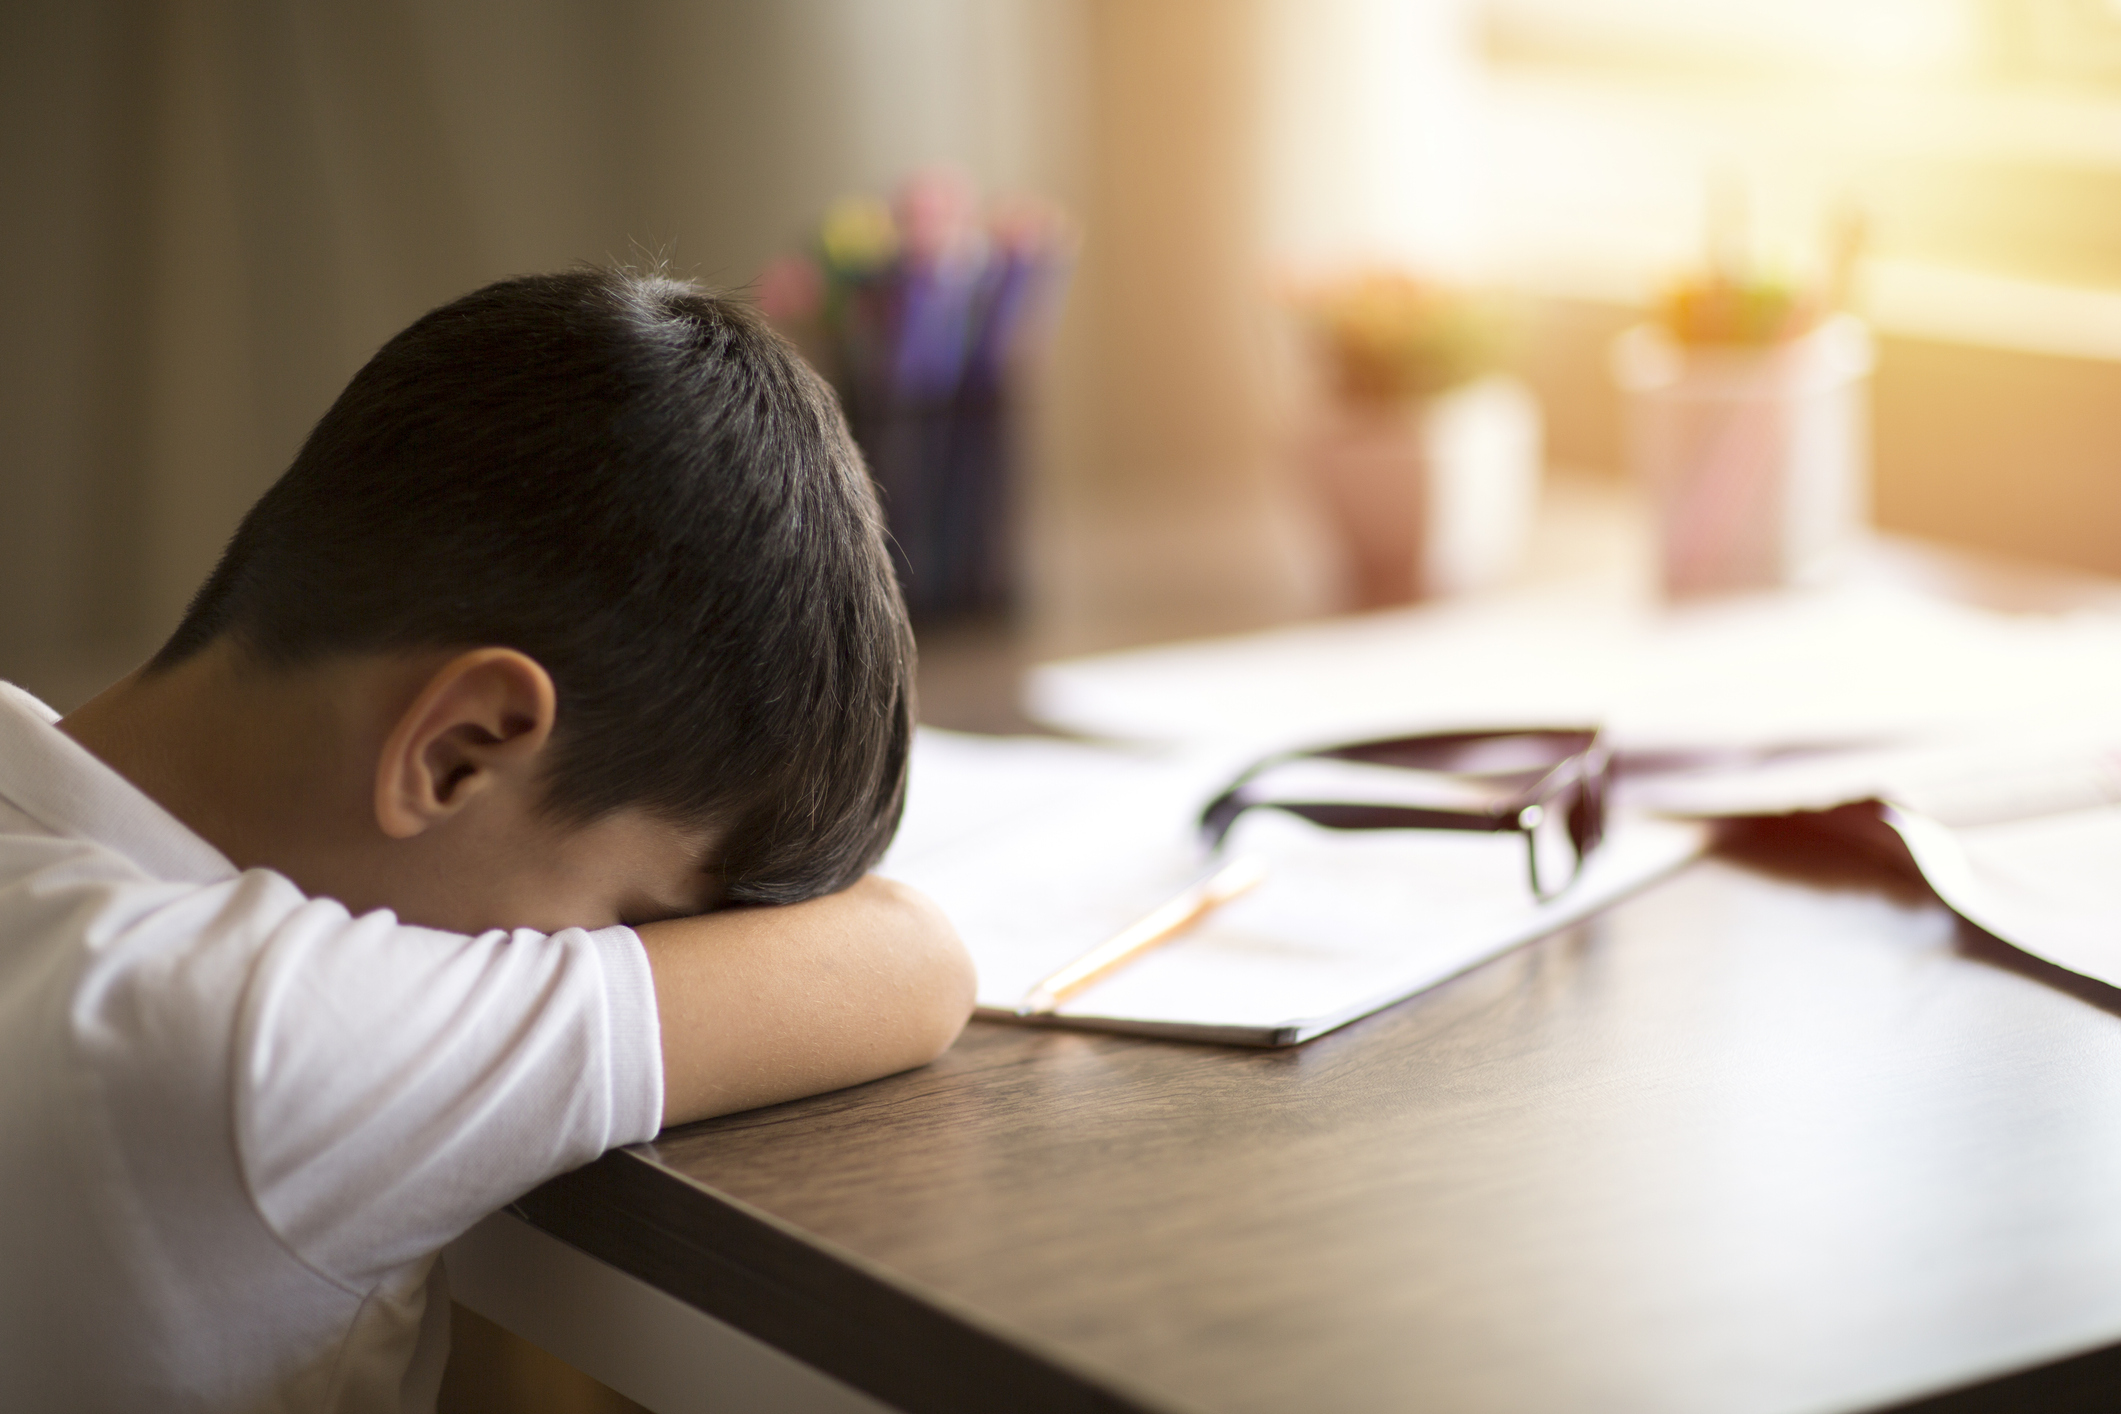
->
xmin=1200 ymin=731 xmax=1609 ymax=851
xmin=1197 ymin=749 xmax=1311 ymax=849
xmin=1200 ymin=794 xmax=1527 ymax=852
xmin=1198 ymin=787 xmax=1250 ymax=851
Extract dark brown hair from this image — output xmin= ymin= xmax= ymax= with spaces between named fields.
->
xmin=153 ymin=269 xmax=913 ymax=907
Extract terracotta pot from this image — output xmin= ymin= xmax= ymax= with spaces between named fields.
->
xmin=1300 ymin=377 xmax=1543 ymax=610
xmin=1302 ymin=400 xmax=1427 ymax=608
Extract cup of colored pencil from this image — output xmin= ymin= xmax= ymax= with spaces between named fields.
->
xmin=759 ymin=169 xmax=1074 ymax=623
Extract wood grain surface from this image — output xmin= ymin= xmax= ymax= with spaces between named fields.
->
xmin=521 ymin=822 xmax=2121 ymax=1414
xmin=550 ymin=507 xmax=2121 ymax=1412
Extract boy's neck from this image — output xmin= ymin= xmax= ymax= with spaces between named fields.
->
xmin=59 ymin=642 xmax=422 ymax=877
xmin=55 ymin=640 xmax=722 ymax=934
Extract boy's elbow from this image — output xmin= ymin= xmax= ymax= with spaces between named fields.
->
xmin=922 ymin=923 xmax=978 ymax=1060
xmin=871 ymin=876 xmax=978 ymax=1063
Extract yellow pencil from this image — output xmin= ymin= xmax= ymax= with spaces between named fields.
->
xmin=1014 ymin=855 xmax=1269 ymax=1017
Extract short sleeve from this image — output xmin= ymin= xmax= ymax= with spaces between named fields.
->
xmin=228 ymin=880 xmax=664 ymax=1290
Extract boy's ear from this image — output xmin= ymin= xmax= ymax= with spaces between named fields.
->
xmin=374 ymin=649 xmax=558 ymax=839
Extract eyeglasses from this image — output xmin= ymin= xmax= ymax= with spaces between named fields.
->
xmin=1197 ymin=728 xmax=1611 ymax=902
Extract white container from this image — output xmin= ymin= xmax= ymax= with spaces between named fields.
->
xmin=1301 ymin=375 xmax=1544 ymax=608
xmin=1612 ymin=314 xmax=1872 ymax=597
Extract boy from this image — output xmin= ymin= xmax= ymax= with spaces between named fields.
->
xmin=0 ymin=269 xmax=976 ymax=1411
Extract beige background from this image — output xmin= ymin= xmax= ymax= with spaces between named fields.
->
xmin=9 ymin=1 xmax=2121 ymax=715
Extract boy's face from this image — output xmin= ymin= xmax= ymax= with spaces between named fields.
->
xmin=340 ymin=646 xmax=729 ymax=934
xmin=60 ymin=640 xmax=729 ymax=936
xmin=292 ymin=646 xmax=728 ymax=934
xmin=388 ymin=805 xmax=724 ymax=935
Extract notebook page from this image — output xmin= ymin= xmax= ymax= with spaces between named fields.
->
xmin=1026 ymin=582 xmax=2121 ymax=758
xmin=882 ymin=730 xmax=1706 ymax=1044
xmin=1889 ymin=805 xmax=2121 ymax=992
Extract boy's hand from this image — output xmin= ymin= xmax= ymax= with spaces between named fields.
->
xmin=635 ymin=875 xmax=975 ymax=1127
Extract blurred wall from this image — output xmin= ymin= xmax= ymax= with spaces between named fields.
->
xmin=11 ymin=0 xmax=2120 ymax=709
xmin=2 ymin=4 xmax=155 ymax=681
xmin=0 ymin=0 xmax=1086 ymax=697
xmin=1058 ymin=0 xmax=1265 ymax=507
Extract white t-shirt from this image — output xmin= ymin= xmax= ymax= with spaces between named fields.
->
xmin=0 ymin=682 xmax=665 ymax=1412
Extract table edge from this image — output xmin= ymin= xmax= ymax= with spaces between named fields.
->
xmin=513 ymin=1147 xmax=1181 ymax=1414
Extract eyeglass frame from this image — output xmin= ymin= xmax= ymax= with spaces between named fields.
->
xmin=1196 ymin=727 xmax=1611 ymax=903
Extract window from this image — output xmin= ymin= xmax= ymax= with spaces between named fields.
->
xmin=1475 ymin=0 xmax=2121 ymax=357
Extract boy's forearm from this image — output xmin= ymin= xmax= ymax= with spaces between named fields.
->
xmin=635 ymin=875 xmax=975 ymax=1127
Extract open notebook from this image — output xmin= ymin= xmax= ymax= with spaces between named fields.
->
xmin=880 ymin=730 xmax=1706 ymax=1046
xmin=1013 ymin=581 xmax=2121 ymax=1018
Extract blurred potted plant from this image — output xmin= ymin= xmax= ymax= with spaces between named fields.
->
xmin=1292 ymin=271 xmax=1540 ymax=609
xmin=759 ymin=169 xmax=1072 ymax=623
xmin=1611 ymin=207 xmax=1871 ymax=598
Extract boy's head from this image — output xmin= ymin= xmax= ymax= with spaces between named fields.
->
xmin=146 ymin=269 xmax=912 ymax=922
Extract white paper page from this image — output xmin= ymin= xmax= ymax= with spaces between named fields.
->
xmin=1027 ymin=582 xmax=2121 ymax=759
xmin=882 ymin=730 xmax=1706 ymax=1043
xmin=885 ymin=728 xmax=1172 ymax=866
xmin=1041 ymin=811 xmax=1704 ymax=1037
xmin=1625 ymin=729 xmax=2121 ymax=824
xmin=1889 ymin=805 xmax=2121 ymax=992
xmin=1607 ymin=588 xmax=2121 ymax=752
xmin=882 ymin=740 xmax=1225 ymax=1005
xmin=1024 ymin=582 xmax=1633 ymax=752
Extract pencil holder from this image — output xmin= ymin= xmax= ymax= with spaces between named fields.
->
xmin=847 ymin=386 xmax=1015 ymax=622
xmin=1300 ymin=376 xmax=1543 ymax=609
xmin=758 ymin=174 xmax=1072 ymax=625
xmin=1612 ymin=314 xmax=1872 ymax=598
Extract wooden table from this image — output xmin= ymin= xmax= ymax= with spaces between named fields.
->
xmin=450 ymin=490 xmax=2121 ymax=1412
xmin=488 ymin=816 xmax=2121 ymax=1414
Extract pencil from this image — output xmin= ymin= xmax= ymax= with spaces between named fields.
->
xmin=1014 ymin=855 xmax=1269 ymax=1017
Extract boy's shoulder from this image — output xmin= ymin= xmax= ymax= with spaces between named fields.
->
xmin=0 ymin=680 xmax=237 ymax=888
xmin=0 ymin=679 xmax=664 ymax=1408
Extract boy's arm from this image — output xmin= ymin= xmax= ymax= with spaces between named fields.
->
xmin=634 ymin=875 xmax=976 ymax=1127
